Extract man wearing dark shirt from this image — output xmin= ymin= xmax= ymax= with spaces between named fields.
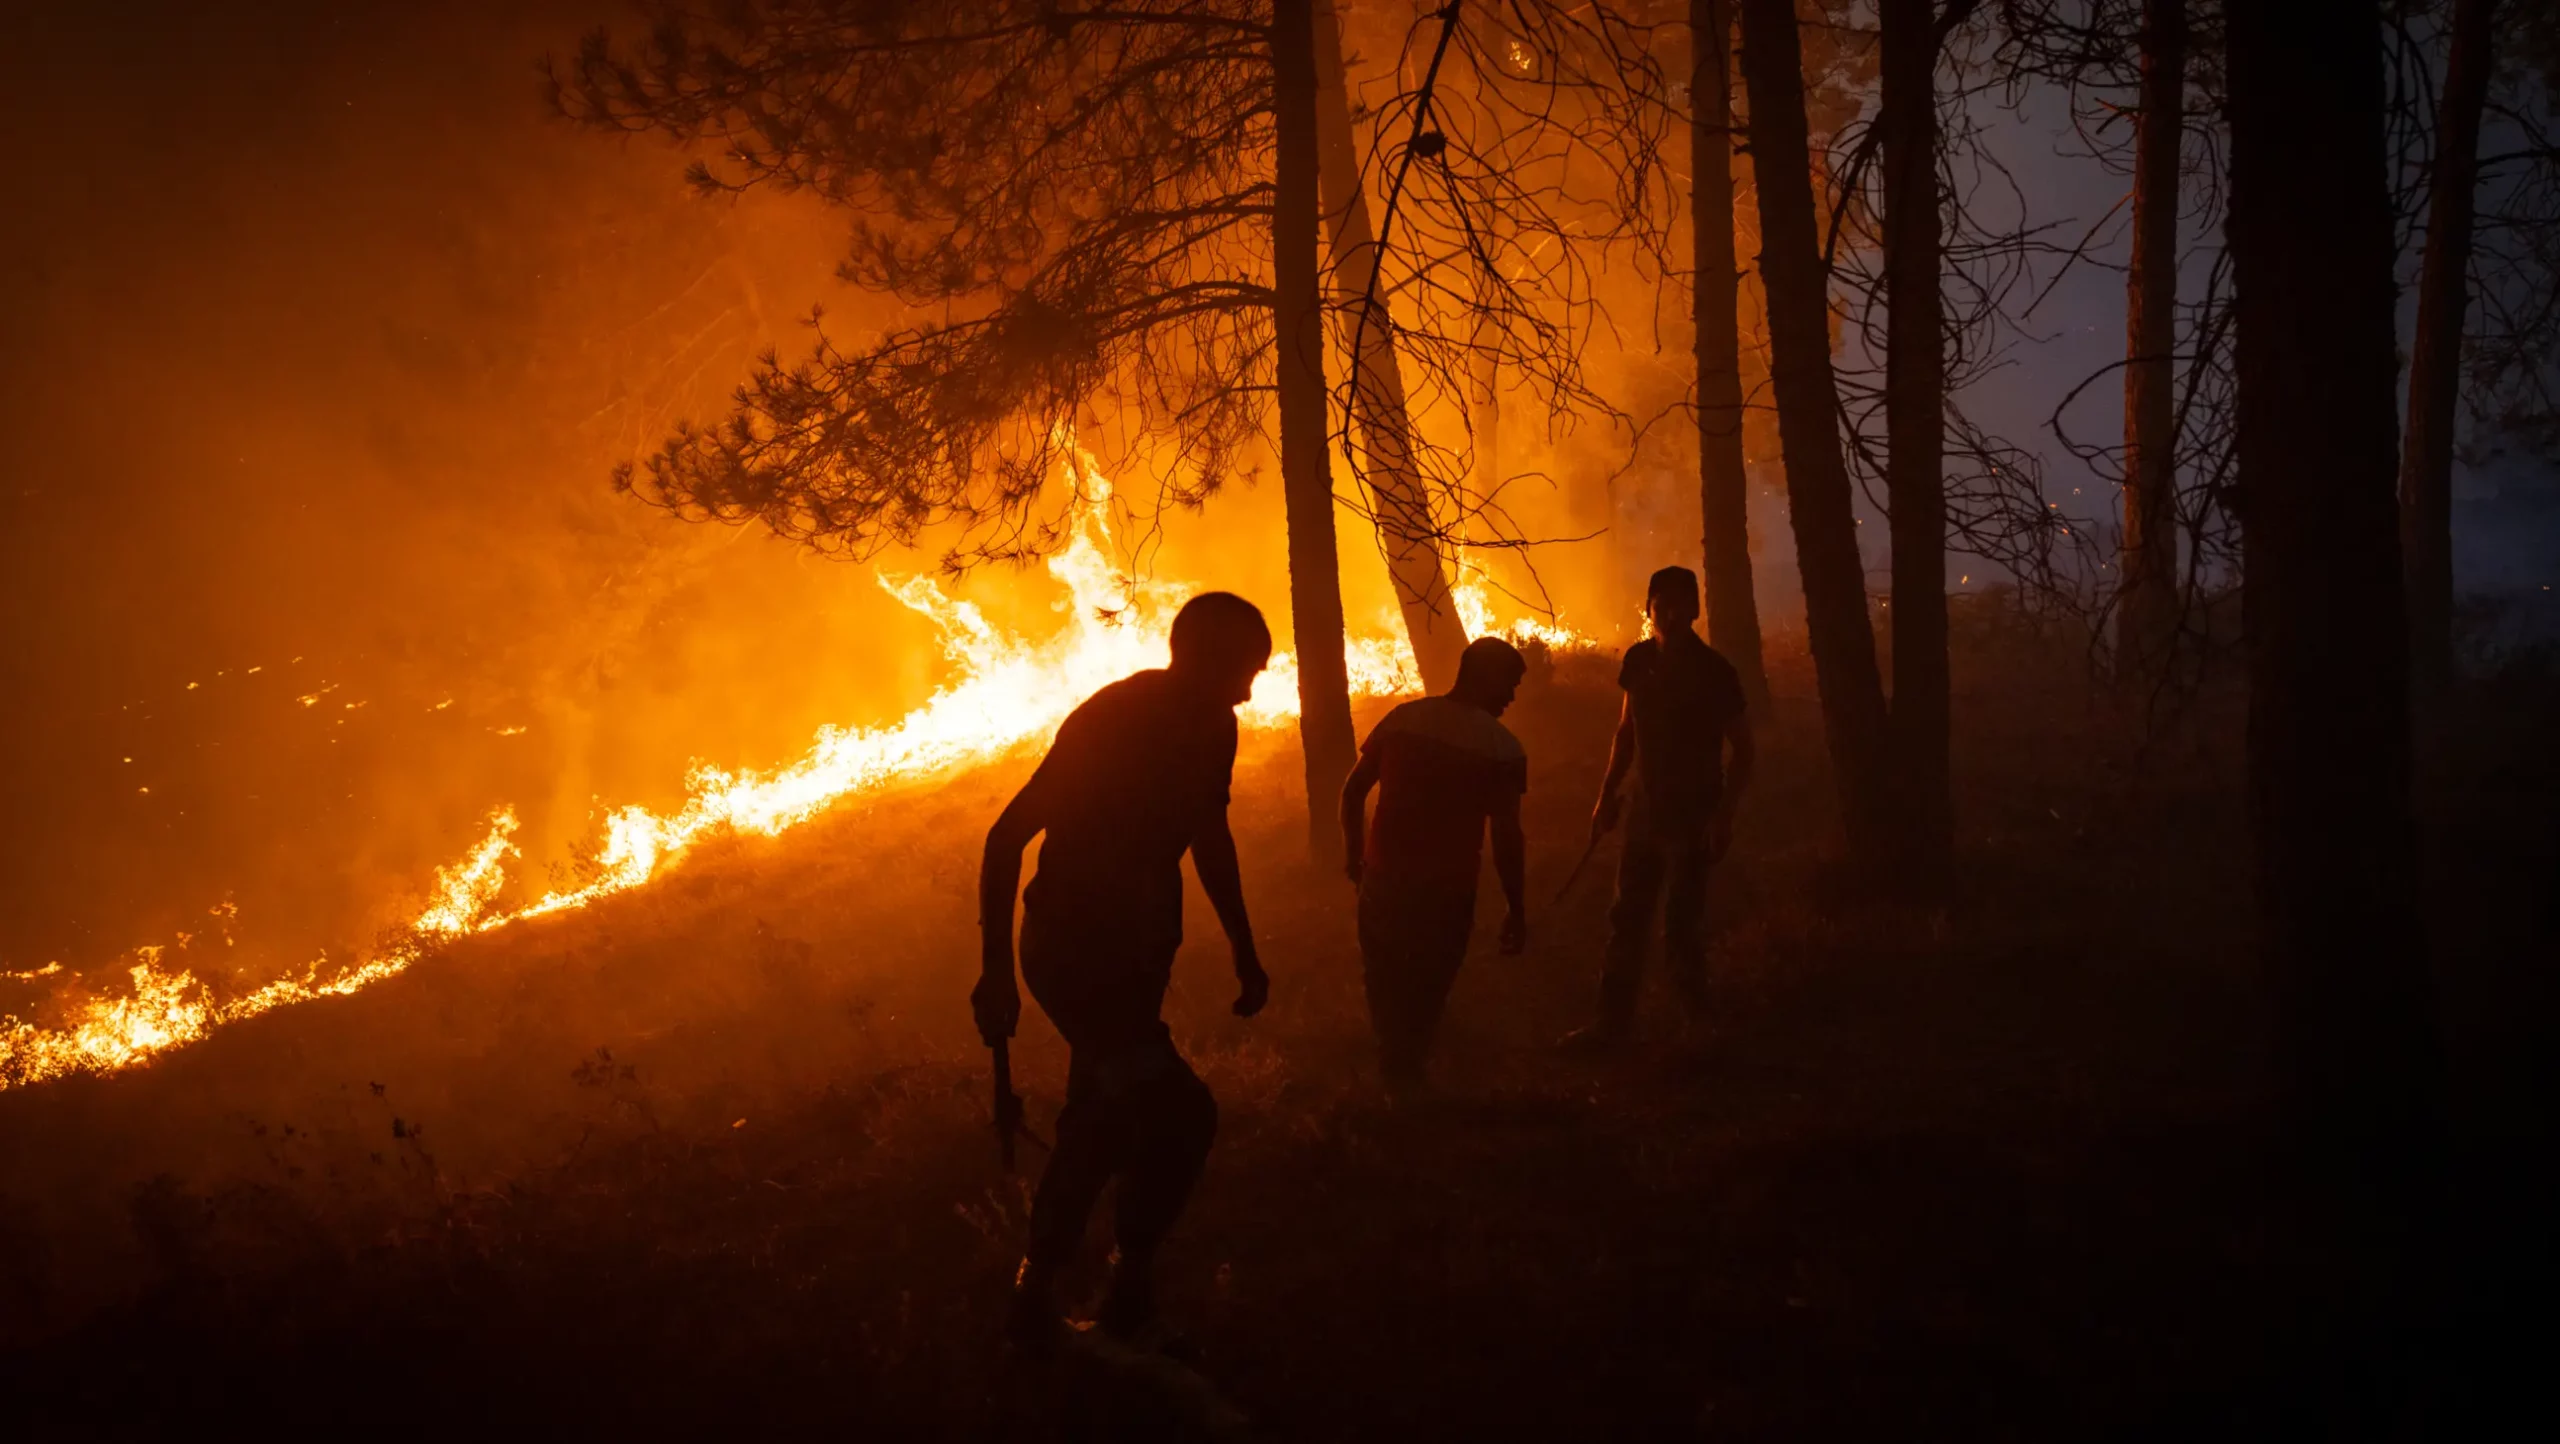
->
xmin=974 ymin=592 xmax=1274 ymax=1345
xmin=1565 ymin=566 xmax=1755 ymax=1047
xmin=1339 ymin=637 xmax=1530 ymax=1092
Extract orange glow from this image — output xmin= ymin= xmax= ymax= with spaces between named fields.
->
xmin=0 ymin=472 xmax=1584 ymax=1091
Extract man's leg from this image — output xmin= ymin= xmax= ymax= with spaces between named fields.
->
xmin=1014 ymin=1053 xmax=1116 ymax=1342
xmin=1362 ymin=887 xmax=1475 ymax=1087
xmin=1595 ymin=832 xmax=1670 ymax=1038
xmin=1661 ymin=838 xmax=1712 ymax=1018
xmin=1393 ymin=891 xmax=1475 ymax=1085
xmin=1099 ymin=1046 xmax=1218 ymax=1336
xmin=1357 ymin=889 xmax=1420 ymax=1083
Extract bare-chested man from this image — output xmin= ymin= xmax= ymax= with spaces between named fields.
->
xmin=973 ymin=592 xmax=1273 ymax=1346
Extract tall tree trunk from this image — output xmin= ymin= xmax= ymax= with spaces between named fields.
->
xmin=1880 ymin=0 xmax=1950 ymax=883
xmin=1691 ymin=0 xmax=1770 ymax=704
xmin=2227 ymin=0 xmax=2441 ymax=1409
xmin=1737 ymin=0 xmax=1893 ymax=866
xmin=2118 ymin=0 xmax=2184 ymax=676
xmin=1275 ymin=0 xmax=1358 ymax=860
xmin=2402 ymin=0 xmax=2497 ymax=699
xmin=1313 ymin=0 xmax=1467 ymax=692
xmin=1467 ymin=203 xmax=1503 ymax=573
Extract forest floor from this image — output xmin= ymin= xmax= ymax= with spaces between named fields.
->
xmin=1 ymin=620 xmax=2552 ymax=1440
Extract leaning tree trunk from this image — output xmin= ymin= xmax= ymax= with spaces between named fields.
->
xmin=1880 ymin=0 xmax=1951 ymax=884
xmin=2118 ymin=0 xmax=2184 ymax=677
xmin=1275 ymin=0 xmax=1359 ymax=860
xmin=1313 ymin=0 xmax=1467 ymax=692
xmin=1470 ymin=331 xmax=1499 ymax=535
xmin=1691 ymin=0 xmax=1770 ymax=705
xmin=2227 ymin=0 xmax=2442 ymax=1412
xmin=1467 ymin=200 xmax=1503 ymax=571
xmin=1466 ymin=296 xmax=1498 ymax=582
xmin=2402 ymin=0 xmax=2497 ymax=700
xmin=1737 ymin=0 xmax=1893 ymax=867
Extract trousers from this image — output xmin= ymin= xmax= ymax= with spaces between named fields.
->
xmin=1358 ymin=882 xmax=1477 ymax=1083
xmin=1017 ymin=898 xmax=1214 ymax=1271
xmin=1023 ymin=1036 xmax=1218 ymax=1272
xmin=1599 ymin=824 xmax=1711 ymax=1030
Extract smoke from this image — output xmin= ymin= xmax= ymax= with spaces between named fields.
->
xmin=0 ymin=0 xmax=939 ymax=982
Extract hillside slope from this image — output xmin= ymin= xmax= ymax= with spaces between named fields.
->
xmin=2 ymin=642 xmax=2549 ymax=1439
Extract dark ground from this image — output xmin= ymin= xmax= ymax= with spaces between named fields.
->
xmin=2 ymin=619 xmax=2552 ymax=1440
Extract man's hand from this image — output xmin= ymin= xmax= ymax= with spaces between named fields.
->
xmin=1232 ymin=956 xmax=1270 ymax=1018
xmin=970 ymin=969 xmax=1020 ymax=1047
xmin=1706 ymin=807 xmax=1735 ymax=864
xmin=1589 ymin=791 xmax=1623 ymax=842
xmin=1498 ymin=907 xmax=1528 ymax=956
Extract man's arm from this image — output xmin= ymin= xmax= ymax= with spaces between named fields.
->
xmin=1338 ymin=749 xmax=1382 ymax=885
xmin=1491 ymin=788 xmax=1528 ymax=954
xmin=973 ymin=764 xmax=1056 ymax=1045
xmin=1709 ymin=708 xmax=1757 ymax=862
xmin=1591 ymin=693 xmax=1638 ymax=838
xmin=1189 ymin=812 xmax=1269 ymax=1017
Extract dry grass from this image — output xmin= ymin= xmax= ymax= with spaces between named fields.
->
xmin=0 ymin=627 xmax=2548 ymax=1439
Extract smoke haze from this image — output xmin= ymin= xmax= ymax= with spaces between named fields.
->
xmin=0 ymin=0 xmax=933 ymax=981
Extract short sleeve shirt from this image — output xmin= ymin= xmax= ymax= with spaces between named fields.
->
xmin=1619 ymin=632 xmax=1746 ymax=833
xmin=1358 ymin=695 xmax=1528 ymax=895
xmin=1022 ymin=669 xmax=1238 ymax=955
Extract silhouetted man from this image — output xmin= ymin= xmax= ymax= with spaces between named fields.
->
xmin=974 ymin=592 xmax=1273 ymax=1346
xmin=1340 ymin=636 xmax=1530 ymax=1093
xmin=1563 ymin=566 xmax=1754 ymax=1047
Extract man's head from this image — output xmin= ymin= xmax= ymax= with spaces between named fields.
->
xmin=1644 ymin=565 xmax=1702 ymax=636
xmin=1168 ymin=591 xmax=1273 ymax=706
xmin=1452 ymin=635 xmax=1528 ymax=717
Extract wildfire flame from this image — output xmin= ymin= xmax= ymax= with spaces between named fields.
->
xmin=1453 ymin=579 xmax=1585 ymax=653
xmin=0 ymin=481 xmax=1582 ymax=1091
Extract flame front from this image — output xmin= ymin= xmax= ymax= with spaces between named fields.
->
xmin=1 ymin=485 xmax=1581 ymax=1090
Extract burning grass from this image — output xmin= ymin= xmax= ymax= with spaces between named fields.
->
xmin=0 ymin=471 xmax=1594 ymax=1094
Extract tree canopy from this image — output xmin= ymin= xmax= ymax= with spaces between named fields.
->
xmin=552 ymin=0 xmax=1671 ymax=577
